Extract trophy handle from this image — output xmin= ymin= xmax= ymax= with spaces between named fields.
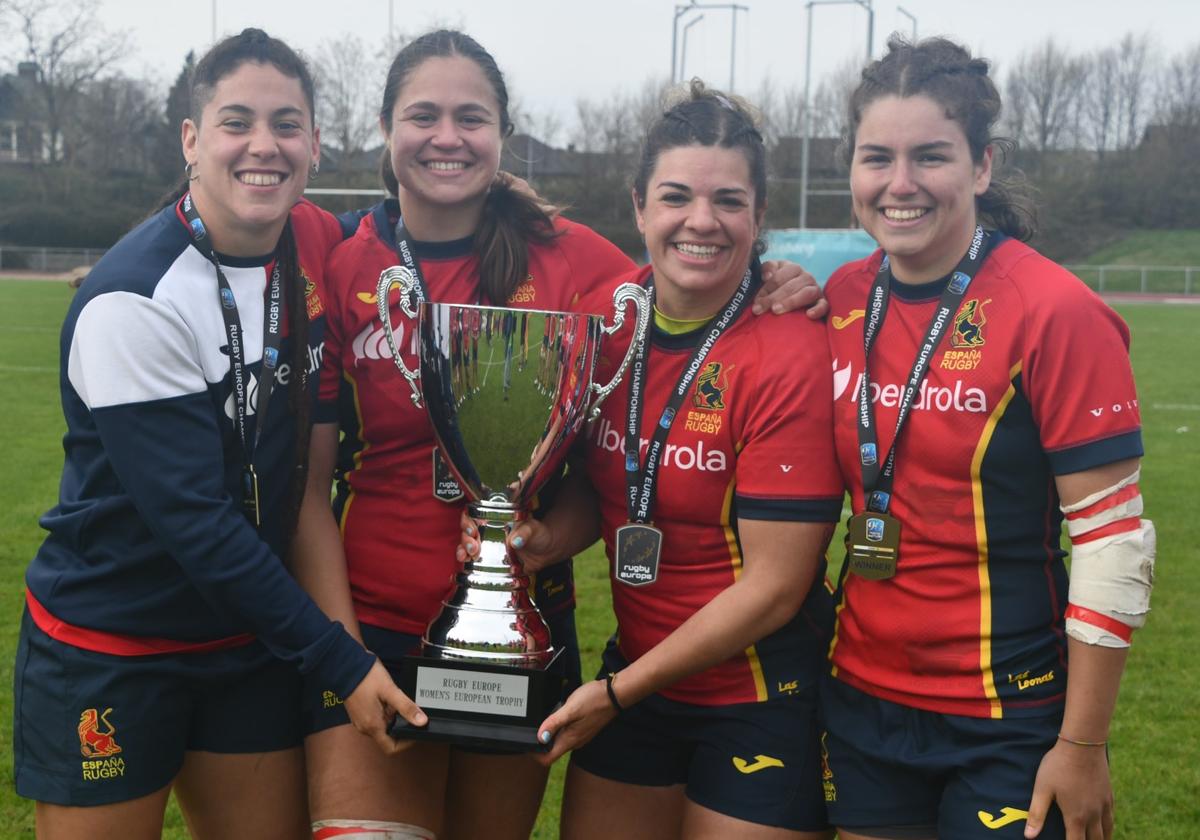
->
xmin=588 ymin=282 xmax=651 ymax=420
xmin=376 ymin=266 xmax=423 ymax=408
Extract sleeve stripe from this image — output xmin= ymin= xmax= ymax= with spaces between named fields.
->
xmin=1065 ymin=604 xmax=1134 ymax=642
xmin=1048 ymin=430 xmax=1143 ymax=475
xmin=736 ymin=495 xmax=842 ymax=522
xmin=1071 ymin=517 xmax=1141 ymax=545
xmin=1064 ymin=484 xmax=1140 ymax=520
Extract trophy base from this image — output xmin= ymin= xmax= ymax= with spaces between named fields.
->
xmin=388 ymin=652 xmax=565 ymax=753
xmin=389 ymin=711 xmax=559 ymax=752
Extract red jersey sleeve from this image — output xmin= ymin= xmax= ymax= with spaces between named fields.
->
xmin=735 ymin=314 xmax=844 ymax=521
xmin=1011 ymin=251 xmax=1143 ymax=474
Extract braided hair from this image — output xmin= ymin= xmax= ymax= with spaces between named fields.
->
xmin=633 ymin=79 xmax=769 ymax=256
xmin=846 ymin=35 xmax=1037 ymax=241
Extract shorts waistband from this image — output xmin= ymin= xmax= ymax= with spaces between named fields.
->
xmin=25 ymin=589 xmax=255 ymax=656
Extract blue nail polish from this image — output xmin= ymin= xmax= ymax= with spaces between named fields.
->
xmin=539 ymin=730 xmax=551 ymax=744
xmin=512 ymin=535 xmax=525 ymax=549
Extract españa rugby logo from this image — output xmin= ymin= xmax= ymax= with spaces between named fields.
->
xmin=79 ymin=707 xmax=127 ymax=782
xmin=691 ymin=362 xmax=730 ymax=411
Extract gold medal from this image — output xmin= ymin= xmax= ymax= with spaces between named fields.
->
xmin=846 ymin=512 xmax=900 ymax=580
xmin=615 ymin=523 xmax=662 ymax=587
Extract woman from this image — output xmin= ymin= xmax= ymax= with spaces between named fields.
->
xmin=293 ymin=30 xmax=825 ymax=840
xmin=819 ymin=37 xmax=1153 ymax=840
xmin=464 ymin=82 xmax=844 ymax=839
xmin=13 ymin=29 xmax=412 ymax=839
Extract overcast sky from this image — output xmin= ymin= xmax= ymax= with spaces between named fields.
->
xmin=43 ymin=0 xmax=1200 ymax=139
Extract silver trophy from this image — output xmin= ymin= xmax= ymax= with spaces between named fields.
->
xmin=376 ymin=267 xmax=649 ymax=750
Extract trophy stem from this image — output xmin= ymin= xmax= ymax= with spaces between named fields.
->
xmin=421 ymin=502 xmax=554 ymax=668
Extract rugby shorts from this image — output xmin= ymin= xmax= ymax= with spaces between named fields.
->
xmin=819 ymin=675 xmax=1068 ymax=839
xmin=571 ymin=645 xmax=828 ymax=832
xmin=13 ymin=607 xmax=303 ymax=806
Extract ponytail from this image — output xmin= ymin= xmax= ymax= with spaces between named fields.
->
xmin=473 ymin=178 xmax=560 ymax=305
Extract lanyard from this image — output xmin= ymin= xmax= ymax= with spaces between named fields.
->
xmin=624 ymin=264 xmax=759 ymax=524
xmin=180 ymin=193 xmax=284 ymax=524
xmin=857 ymin=225 xmax=991 ymax=513
xmin=392 ymin=216 xmax=429 ymax=306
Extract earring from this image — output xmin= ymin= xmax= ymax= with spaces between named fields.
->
xmin=184 ymin=162 xmax=198 ymax=181
xmin=310 ymin=161 xmax=320 ymax=180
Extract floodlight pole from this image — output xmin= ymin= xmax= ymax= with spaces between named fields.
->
xmin=800 ymin=0 xmax=874 ymax=228
xmin=897 ymin=5 xmax=917 ymax=39
xmin=681 ymin=15 xmax=705 ymax=81
xmin=671 ymin=2 xmax=749 ymax=87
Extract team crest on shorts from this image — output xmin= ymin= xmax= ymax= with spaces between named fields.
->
xmin=78 ymin=707 xmax=127 ymax=782
xmin=78 ymin=707 xmax=122 ymax=758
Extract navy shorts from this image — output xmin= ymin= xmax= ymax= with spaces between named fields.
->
xmin=819 ymin=676 xmax=1067 ymax=839
xmin=13 ymin=608 xmax=303 ymax=807
xmin=571 ymin=646 xmax=828 ymax=831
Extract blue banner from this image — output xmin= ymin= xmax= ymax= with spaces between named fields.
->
xmin=764 ymin=228 xmax=878 ymax=286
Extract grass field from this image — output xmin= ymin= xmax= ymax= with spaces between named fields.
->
xmin=0 ymin=278 xmax=1196 ymax=837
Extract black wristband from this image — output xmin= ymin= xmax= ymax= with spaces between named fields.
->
xmin=604 ymin=671 xmax=624 ymax=713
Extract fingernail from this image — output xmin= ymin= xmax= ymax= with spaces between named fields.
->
xmin=773 ymin=303 xmax=785 ymax=314
xmin=539 ymin=730 xmax=551 ymax=744
xmin=512 ymin=535 xmax=525 ymax=549
xmin=414 ymin=713 xmax=428 ymax=726
xmin=467 ymin=542 xmax=478 ymax=555
xmin=466 ymin=525 xmax=475 ymax=537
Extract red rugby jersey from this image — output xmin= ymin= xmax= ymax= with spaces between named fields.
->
xmin=824 ymin=237 xmax=1143 ymax=718
xmin=587 ymin=264 xmax=844 ymax=706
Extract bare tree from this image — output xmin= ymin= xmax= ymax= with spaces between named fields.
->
xmin=1086 ymin=46 xmax=1120 ymax=155
xmin=1113 ymin=33 xmax=1154 ymax=150
xmin=76 ymin=74 xmax=161 ymax=172
xmin=0 ymin=0 xmax=130 ymax=166
xmin=312 ymin=33 xmax=384 ymax=162
xmin=1006 ymin=39 xmax=1088 ymax=155
xmin=1156 ymin=42 xmax=1200 ymax=127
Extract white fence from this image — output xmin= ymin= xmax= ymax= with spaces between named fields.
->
xmin=0 ymin=245 xmax=1197 ymax=296
xmin=1065 ymin=265 xmax=1198 ymax=295
xmin=0 ymin=245 xmax=105 ymax=273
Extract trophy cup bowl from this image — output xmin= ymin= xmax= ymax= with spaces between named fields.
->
xmin=375 ymin=267 xmax=649 ymax=750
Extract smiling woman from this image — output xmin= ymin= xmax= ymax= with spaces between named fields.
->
xmin=12 ymin=28 xmax=414 ymax=840
xmin=462 ymin=82 xmax=844 ymax=840
xmin=821 ymin=36 xmax=1152 ymax=840
xmin=182 ymin=61 xmax=320 ymax=256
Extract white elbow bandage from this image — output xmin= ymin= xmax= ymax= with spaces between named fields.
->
xmin=313 ymin=819 xmax=437 ymax=840
xmin=1062 ymin=469 xmax=1155 ymax=648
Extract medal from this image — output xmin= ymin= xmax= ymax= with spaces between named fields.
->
xmin=615 ymin=523 xmax=663 ymax=587
xmin=431 ymin=448 xmax=465 ymax=502
xmin=242 ymin=465 xmax=261 ymax=527
xmin=617 ymin=267 xmax=758 ymax=590
xmin=846 ymin=512 xmax=900 ymax=580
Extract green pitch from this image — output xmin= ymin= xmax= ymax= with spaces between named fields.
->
xmin=0 ymin=279 xmax=1195 ymax=837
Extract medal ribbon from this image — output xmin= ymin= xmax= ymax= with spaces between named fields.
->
xmin=391 ymin=217 xmax=429 ymax=306
xmin=624 ymin=263 xmax=760 ymax=524
xmin=857 ymin=225 xmax=992 ymax=513
xmin=180 ymin=193 xmax=284 ymax=526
